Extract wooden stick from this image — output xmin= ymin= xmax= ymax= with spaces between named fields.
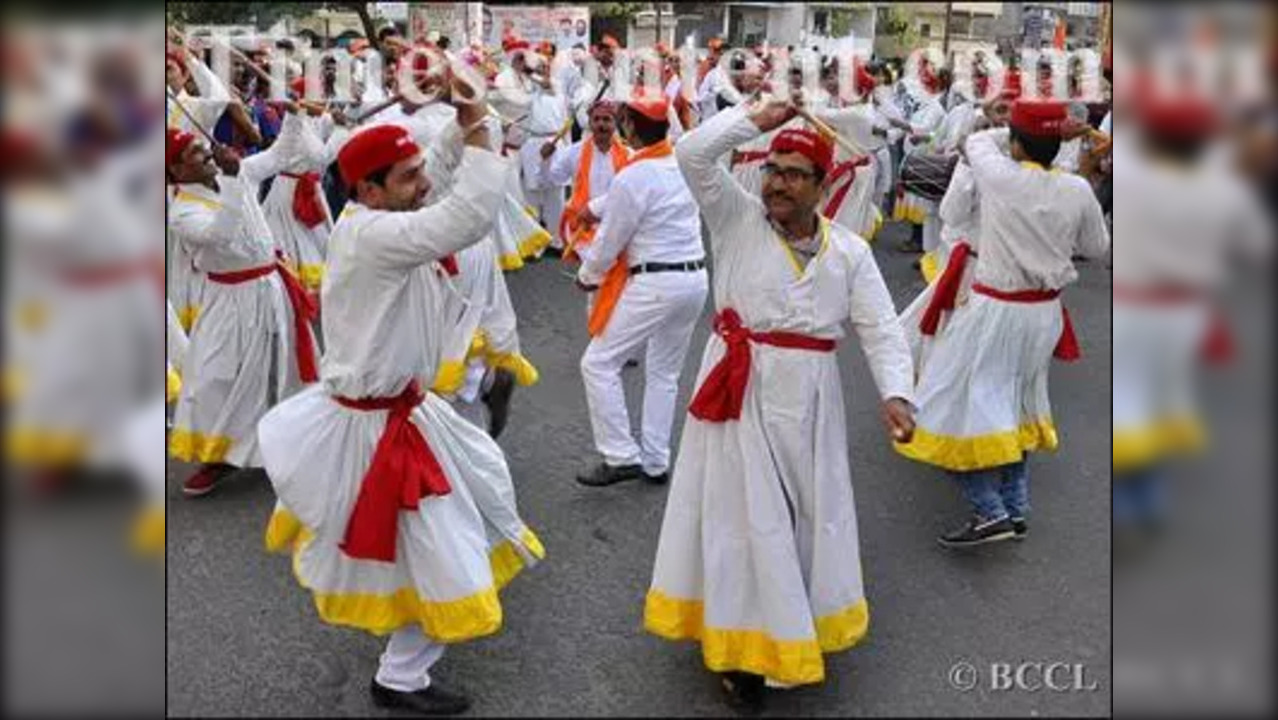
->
xmin=165 ymin=88 xmax=219 ymax=146
xmin=793 ymin=106 xmax=864 ymax=157
xmin=352 ymin=93 xmax=404 ymax=124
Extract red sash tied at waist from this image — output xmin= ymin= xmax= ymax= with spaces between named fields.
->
xmin=207 ymin=250 xmax=319 ymax=382
xmin=333 ymin=380 xmax=452 ymax=562
xmin=688 ymin=308 xmax=837 ymax=423
xmin=280 ymin=171 xmax=327 ymax=228
xmin=1112 ymin=284 xmax=1234 ymax=365
xmin=971 ymin=283 xmax=1081 ymax=362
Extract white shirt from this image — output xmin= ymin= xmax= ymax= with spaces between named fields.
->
xmin=321 ymin=134 xmax=506 ymax=399
xmin=578 ymin=152 xmax=703 ymax=285
xmin=964 ymin=127 xmax=1111 ymax=291
xmin=545 ymin=137 xmax=625 ymax=216
xmin=1112 ymin=137 xmax=1271 ymax=289
xmin=696 ymin=65 xmax=728 ymax=122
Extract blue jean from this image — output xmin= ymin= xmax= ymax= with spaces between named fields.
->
xmin=949 ymin=460 xmax=1030 ymax=523
xmin=1113 ymin=466 xmax=1165 ymax=526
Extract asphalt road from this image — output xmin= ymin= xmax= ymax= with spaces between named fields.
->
xmin=164 ymin=220 xmax=1113 ymax=717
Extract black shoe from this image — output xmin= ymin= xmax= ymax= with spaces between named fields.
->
xmin=938 ymin=516 xmax=1016 ymax=548
xmin=721 ymin=671 xmax=766 ymax=711
xmin=575 ymin=462 xmax=642 ymax=487
xmin=542 ymin=246 xmax=564 ymax=259
xmin=1011 ymin=517 xmax=1028 ymax=540
xmin=623 ymin=358 xmax=640 ymax=369
xmin=641 ymin=470 xmax=669 ymax=485
xmin=369 ymin=679 xmax=471 ymax=715
xmin=481 ymin=368 xmax=516 ymax=440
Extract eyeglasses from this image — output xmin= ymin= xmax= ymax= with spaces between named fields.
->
xmin=761 ymin=163 xmax=818 ymax=183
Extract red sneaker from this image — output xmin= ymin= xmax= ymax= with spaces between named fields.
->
xmin=183 ymin=464 xmax=233 ymax=497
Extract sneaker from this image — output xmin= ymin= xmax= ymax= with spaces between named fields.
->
xmin=1011 ymin=517 xmax=1028 ymax=540
xmin=938 ymin=516 xmax=1016 ymax=548
xmin=182 ymin=464 xmax=234 ymax=497
xmin=575 ymin=462 xmax=642 ymax=487
xmin=369 ymin=679 xmax=471 ymax=715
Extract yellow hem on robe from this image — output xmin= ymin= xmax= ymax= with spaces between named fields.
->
xmin=892 ymin=202 xmax=928 ymax=225
xmin=5 ymin=366 xmax=26 ymax=404
xmin=1113 ymin=416 xmax=1206 ymax=472
xmin=486 ymin=351 xmax=540 ymax=387
xmin=6 ymin=427 xmax=88 ymax=468
xmin=430 ymin=360 xmax=469 ymax=395
xmin=131 ymin=506 xmax=165 ymax=555
xmin=298 ymin=263 xmax=325 ymax=292
xmin=264 ymin=507 xmax=546 ymax=640
xmin=177 ymin=305 xmax=202 ymax=333
xmin=920 ymin=251 xmax=941 ymax=284
xmin=168 ymin=428 xmax=233 ymax=463
xmin=166 ymin=367 xmax=182 ymax=404
xmin=467 ymin=331 xmax=490 ymax=361
xmin=17 ymin=301 xmax=48 ymax=333
xmin=518 ymin=227 xmax=553 ymax=259
xmin=498 ymin=253 xmax=526 ymax=271
xmin=893 ymin=418 xmax=1059 ymax=472
xmin=643 ymin=590 xmax=870 ymax=686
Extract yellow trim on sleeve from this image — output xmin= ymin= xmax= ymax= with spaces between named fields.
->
xmin=166 ymin=367 xmax=182 ymax=404
xmin=177 ymin=305 xmax=202 ymax=332
xmin=643 ymin=590 xmax=870 ymax=686
xmin=920 ymin=250 xmax=941 ymax=284
xmin=893 ymin=418 xmax=1059 ymax=472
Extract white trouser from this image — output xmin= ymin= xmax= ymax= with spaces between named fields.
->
xmin=523 ymin=184 xmax=566 ymax=249
xmin=450 ymin=359 xmax=492 ymax=431
xmin=375 ymin=626 xmax=446 ymax=692
xmin=580 ymin=270 xmax=708 ymax=475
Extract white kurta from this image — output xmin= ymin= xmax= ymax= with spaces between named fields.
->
xmin=895 ymin=128 xmax=1110 ymax=472
xmin=256 ymin=130 xmax=544 ymax=641
xmin=166 ymin=53 xmax=231 ymax=332
xmin=1111 ymin=136 xmax=1271 ymax=471
xmin=645 ymin=105 xmax=914 ymax=686
xmin=168 ymin=113 xmax=316 ymax=467
xmin=260 ymin=113 xmax=332 ymax=292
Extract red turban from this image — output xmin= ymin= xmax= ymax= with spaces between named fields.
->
xmin=1010 ymin=99 xmax=1067 ymax=138
xmin=769 ymin=128 xmax=833 ymax=175
xmin=165 ymin=50 xmax=188 ymax=76
xmin=165 ymin=128 xmax=196 ymax=169
xmin=338 ymin=125 xmax=420 ymax=187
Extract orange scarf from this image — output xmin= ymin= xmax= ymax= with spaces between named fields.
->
xmin=586 ymin=138 xmax=673 ymax=338
xmin=561 ymin=135 xmax=629 ymax=259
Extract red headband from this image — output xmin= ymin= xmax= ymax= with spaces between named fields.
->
xmin=770 ymin=128 xmax=833 ymax=175
xmin=338 ymin=125 xmax=421 ymax=187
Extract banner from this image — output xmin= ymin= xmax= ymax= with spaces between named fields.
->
xmin=410 ymin=3 xmax=465 ymax=45
xmin=482 ymin=5 xmax=589 ymax=50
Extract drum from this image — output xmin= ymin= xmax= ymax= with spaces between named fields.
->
xmin=900 ymin=149 xmax=959 ymax=202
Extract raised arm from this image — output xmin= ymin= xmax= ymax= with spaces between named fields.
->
xmin=239 ymin=111 xmax=324 ymax=186
xmin=673 ymin=103 xmax=759 ymax=235
xmin=1070 ymin=178 xmax=1111 ymax=260
xmin=362 ymin=128 xmax=505 ymax=269
xmin=544 ymin=139 xmax=584 ymax=187
xmin=963 ymin=127 xmax=1022 ymax=195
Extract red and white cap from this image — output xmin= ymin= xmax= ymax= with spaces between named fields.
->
xmin=165 ymin=127 xmax=196 ymax=169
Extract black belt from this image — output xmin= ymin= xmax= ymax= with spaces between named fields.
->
xmin=628 ymin=259 xmax=706 ymax=276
